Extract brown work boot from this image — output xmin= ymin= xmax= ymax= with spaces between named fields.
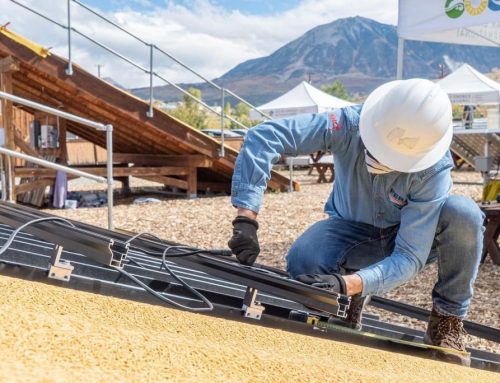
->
xmin=329 ymin=294 xmax=370 ymax=330
xmin=424 ymin=308 xmax=471 ymax=367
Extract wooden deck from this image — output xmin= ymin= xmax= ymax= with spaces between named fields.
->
xmin=0 ymin=30 xmax=296 ymax=204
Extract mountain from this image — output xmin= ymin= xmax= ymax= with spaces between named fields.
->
xmin=132 ymin=16 xmax=500 ymax=105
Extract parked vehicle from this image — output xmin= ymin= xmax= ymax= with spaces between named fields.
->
xmin=200 ymin=129 xmax=242 ymax=138
xmin=231 ymin=129 xmax=249 ymax=137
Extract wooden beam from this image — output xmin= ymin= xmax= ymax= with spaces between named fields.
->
xmin=15 ymin=166 xmax=191 ymax=178
xmin=140 ymin=176 xmax=188 ymax=190
xmin=186 ymin=168 xmax=197 ymax=199
xmin=59 ymin=117 xmax=68 ymax=164
xmin=0 ymin=56 xmax=20 ymax=73
xmin=114 ymin=153 xmax=212 ymax=167
xmin=15 ymin=178 xmax=53 ymax=195
xmin=0 ymin=67 xmax=15 ymax=201
xmin=0 ymin=35 xmax=294 ymax=193
xmin=14 ymin=131 xmax=41 ymax=159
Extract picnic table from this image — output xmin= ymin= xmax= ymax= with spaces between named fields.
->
xmin=308 ymin=151 xmax=334 ymax=183
xmin=479 ymin=203 xmax=500 ymax=265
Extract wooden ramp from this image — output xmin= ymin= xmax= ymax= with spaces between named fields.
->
xmin=0 ymin=29 xmax=295 ymax=201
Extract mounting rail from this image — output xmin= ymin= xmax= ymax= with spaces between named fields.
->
xmin=0 ymin=202 xmax=127 ymax=268
xmin=0 ymin=201 xmax=498 ymax=372
xmin=0 ymin=201 xmax=349 ymax=317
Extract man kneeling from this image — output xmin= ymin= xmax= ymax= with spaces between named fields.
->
xmin=228 ymin=79 xmax=483 ymax=366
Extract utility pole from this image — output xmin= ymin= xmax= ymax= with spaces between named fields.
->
xmin=96 ymin=64 xmax=104 ymax=79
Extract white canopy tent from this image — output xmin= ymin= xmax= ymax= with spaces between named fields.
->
xmin=250 ymin=81 xmax=353 ymax=120
xmin=437 ymin=63 xmax=500 ymax=104
xmin=397 ymin=0 xmax=500 ymax=78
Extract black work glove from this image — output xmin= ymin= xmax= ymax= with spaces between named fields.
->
xmin=295 ymin=273 xmax=346 ymax=295
xmin=228 ymin=216 xmax=260 ymax=266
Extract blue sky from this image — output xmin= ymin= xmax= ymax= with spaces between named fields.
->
xmin=82 ymin=0 xmax=302 ymax=15
xmin=1 ymin=0 xmax=397 ymax=87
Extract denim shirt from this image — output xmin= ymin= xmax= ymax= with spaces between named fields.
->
xmin=231 ymin=105 xmax=453 ymax=296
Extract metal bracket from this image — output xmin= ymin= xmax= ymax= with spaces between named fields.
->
xmin=242 ymin=287 xmax=265 ymax=320
xmin=109 ymin=241 xmax=129 ymax=269
xmin=48 ymin=245 xmax=74 ymax=282
xmin=336 ymin=295 xmax=351 ymax=319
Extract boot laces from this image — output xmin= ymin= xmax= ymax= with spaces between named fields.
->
xmin=435 ymin=316 xmax=467 ymax=349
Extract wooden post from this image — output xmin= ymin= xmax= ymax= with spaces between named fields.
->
xmin=58 ymin=117 xmax=68 ymax=164
xmin=186 ymin=167 xmax=197 ymax=199
xmin=0 ymin=56 xmax=20 ymax=202
xmin=116 ymin=176 xmax=131 ymax=196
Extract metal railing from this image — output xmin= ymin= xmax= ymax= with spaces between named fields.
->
xmin=9 ymin=0 xmax=273 ymax=157
xmin=0 ymin=91 xmax=114 ymax=230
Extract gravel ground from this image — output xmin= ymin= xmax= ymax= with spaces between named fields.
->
xmin=44 ymin=168 xmax=499 ymax=353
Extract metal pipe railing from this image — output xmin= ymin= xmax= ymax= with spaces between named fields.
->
xmin=0 ymin=91 xmax=114 ymax=229
xmin=0 ymin=156 xmax=5 ymax=201
xmin=72 ymin=0 xmax=150 ymax=46
xmin=7 ymin=0 xmax=273 ymax=158
xmin=71 ymin=28 xmax=150 ymax=74
xmin=0 ymin=91 xmax=108 ymax=131
xmin=147 ymin=44 xmax=154 ymax=118
xmin=10 ymin=0 xmax=66 ymax=29
xmin=0 ymin=147 xmax=107 ymax=183
xmin=220 ymin=87 xmax=225 ymax=157
xmin=223 ymin=88 xmax=273 ymax=121
xmin=66 ymin=0 xmax=73 ymax=75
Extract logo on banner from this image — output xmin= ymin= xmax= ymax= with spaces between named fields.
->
xmin=445 ymin=0 xmax=498 ymax=18
xmin=489 ymin=0 xmax=500 ymax=11
xmin=445 ymin=0 xmax=465 ymax=18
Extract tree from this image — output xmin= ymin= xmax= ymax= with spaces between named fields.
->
xmin=224 ymin=102 xmax=232 ymax=117
xmin=231 ymin=102 xmax=251 ymax=128
xmin=169 ymin=87 xmax=207 ymax=129
xmin=321 ymin=80 xmax=352 ymax=101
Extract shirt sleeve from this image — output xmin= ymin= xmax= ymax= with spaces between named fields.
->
xmin=356 ymin=159 xmax=453 ymax=296
xmin=231 ymin=110 xmax=352 ymax=213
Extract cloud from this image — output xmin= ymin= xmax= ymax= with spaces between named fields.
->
xmin=0 ymin=0 xmax=398 ymax=89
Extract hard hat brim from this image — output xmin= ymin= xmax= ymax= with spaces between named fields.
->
xmin=359 ymin=81 xmax=452 ymax=173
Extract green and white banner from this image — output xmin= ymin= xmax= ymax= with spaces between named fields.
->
xmin=398 ymin=0 xmax=500 ymax=46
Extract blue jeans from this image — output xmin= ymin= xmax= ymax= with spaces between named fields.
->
xmin=286 ymin=195 xmax=484 ymax=318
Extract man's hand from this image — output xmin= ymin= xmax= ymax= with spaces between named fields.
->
xmin=228 ymin=216 xmax=260 ymax=265
xmin=295 ymin=273 xmax=347 ymax=295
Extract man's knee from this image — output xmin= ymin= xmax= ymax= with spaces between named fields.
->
xmin=439 ymin=195 xmax=484 ymax=243
xmin=286 ymin=238 xmax=310 ymax=278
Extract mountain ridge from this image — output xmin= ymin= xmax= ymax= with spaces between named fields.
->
xmin=132 ymin=16 xmax=500 ymax=105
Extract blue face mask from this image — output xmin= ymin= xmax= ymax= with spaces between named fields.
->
xmin=364 ymin=150 xmax=393 ymax=174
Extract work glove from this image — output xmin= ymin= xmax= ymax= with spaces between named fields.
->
xmin=295 ymin=273 xmax=346 ymax=295
xmin=228 ymin=216 xmax=260 ymax=266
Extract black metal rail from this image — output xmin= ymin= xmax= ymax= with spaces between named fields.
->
xmin=0 ymin=202 xmax=127 ymax=268
xmin=370 ymin=296 xmax=500 ymax=343
xmin=0 ymin=202 xmax=349 ymax=317
xmin=0 ymin=202 xmax=498 ymax=372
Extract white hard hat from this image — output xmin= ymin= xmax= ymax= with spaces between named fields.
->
xmin=359 ymin=79 xmax=452 ymax=173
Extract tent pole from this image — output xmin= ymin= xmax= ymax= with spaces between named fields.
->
xmin=396 ymin=38 xmax=404 ymax=80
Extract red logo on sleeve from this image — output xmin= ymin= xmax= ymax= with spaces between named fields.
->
xmin=329 ymin=113 xmax=341 ymax=131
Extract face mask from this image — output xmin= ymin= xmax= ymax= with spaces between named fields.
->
xmin=364 ymin=149 xmax=393 ymax=174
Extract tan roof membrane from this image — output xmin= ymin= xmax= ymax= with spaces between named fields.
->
xmin=0 ymin=275 xmax=497 ymax=383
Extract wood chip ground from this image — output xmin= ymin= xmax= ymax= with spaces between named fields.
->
xmin=38 ymin=169 xmax=499 ymax=360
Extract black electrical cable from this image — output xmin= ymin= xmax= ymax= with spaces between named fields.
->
xmin=122 ymin=233 xmax=236 ymax=312
xmin=0 ymin=217 xmax=75 ymax=256
xmin=0 ymin=223 xmax=217 ymax=312
xmin=111 ymin=265 xmax=213 ymax=312
xmin=125 ymin=232 xmax=232 ymax=258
